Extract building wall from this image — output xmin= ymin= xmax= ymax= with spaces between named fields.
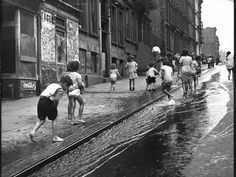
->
xmin=148 ymin=0 xmax=202 ymax=56
xmin=39 ymin=3 xmax=80 ymax=90
xmin=202 ymin=27 xmax=219 ymax=58
xmin=1 ymin=2 xmax=38 ymax=99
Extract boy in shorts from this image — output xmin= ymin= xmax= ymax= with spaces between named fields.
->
xmin=29 ymin=75 xmax=73 ymax=142
xmin=146 ymin=63 xmax=159 ymax=91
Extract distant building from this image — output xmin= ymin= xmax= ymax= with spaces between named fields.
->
xmin=202 ymin=27 xmax=220 ymax=59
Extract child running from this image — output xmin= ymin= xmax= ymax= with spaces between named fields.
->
xmin=160 ymin=61 xmax=174 ymax=101
xmin=109 ymin=63 xmax=121 ymax=91
xmin=29 ymin=75 xmax=73 ymax=142
xmin=67 ymin=61 xmax=85 ymax=125
xmin=146 ymin=63 xmax=159 ymax=91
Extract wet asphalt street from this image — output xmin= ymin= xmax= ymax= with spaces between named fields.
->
xmin=28 ymin=65 xmax=234 ymax=177
xmin=81 ymin=65 xmax=233 ymax=177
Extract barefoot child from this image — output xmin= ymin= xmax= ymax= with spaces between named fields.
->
xmin=109 ymin=63 xmax=121 ymax=91
xmin=29 ymin=75 xmax=73 ymax=142
xmin=67 ymin=61 xmax=85 ymax=125
xmin=160 ymin=61 xmax=174 ymax=101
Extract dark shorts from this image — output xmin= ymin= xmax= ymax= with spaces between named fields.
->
xmin=37 ymin=97 xmax=58 ymax=121
xmin=196 ymin=68 xmax=201 ymax=75
xmin=227 ymin=68 xmax=233 ymax=73
xmin=111 ymin=80 xmax=116 ymax=85
xmin=147 ymin=76 xmax=156 ymax=84
xmin=162 ymin=80 xmax=172 ymax=91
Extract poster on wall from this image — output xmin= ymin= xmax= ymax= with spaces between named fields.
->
xmin=67 ymin=19 xmax=79 ymax=63
xmin=41 ymin=10 xmax=56 ymax=63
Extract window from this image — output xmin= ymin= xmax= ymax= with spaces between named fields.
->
xmin=91 ymin=52 xmax=98 ymax=73
xmin=111 ymin=6 xmax=117 ymax=42
xmin=55 ymin=17 xmax=66 ymax=64
xmin=77 ymin=0 xmax=87 ymax=31
xmin=138 ymin=18 xmax=143 ymax=42
xmin=1 ymin=7 xmax=16 ymax=73
xmin=125 ymin=8 xmax=130 ymax=39
xmin=86 ymin=52 xmax=98 ymax=73
xmin=90 ymin=0 xmax=98 ymax=35
xmin=118 ymin=10 xmax=124 ymax=45
xmin=79 ymin=49 xmax=86 ymax=73
xmin=20 ymin=11 xmax=36 ymax=59
xmin=21 ymin=11 xmax=34 ymax=36
xmin=56 ymin=30 xmax=66 ymax=64
xmin=130 ymin=11 xmax=137 ymax=42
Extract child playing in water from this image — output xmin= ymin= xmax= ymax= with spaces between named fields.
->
xmin=67 ymin=61 xmax=85 ymax=125
xmin=146 ymin=63 xmax=159 ymax=91
xmin=29 ymin=75 xmax=73 ymax=142
xmin=160 ymin=61 xmax=174 ymax=101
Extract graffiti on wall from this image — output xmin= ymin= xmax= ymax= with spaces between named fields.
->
xmin=67 ymin=19 xmax=79 ymax=62
xmin=41 ymin=66 xmax=57 ymax=89
xmin=41 ymin=10 xmax=55 ymax=63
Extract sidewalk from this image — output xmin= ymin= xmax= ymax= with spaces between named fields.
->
xmin=2 ymin=75 xmax=181 ymax=168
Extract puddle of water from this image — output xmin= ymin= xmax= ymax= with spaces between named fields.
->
xmin=27 ymin=66 xmax=232 ymax=177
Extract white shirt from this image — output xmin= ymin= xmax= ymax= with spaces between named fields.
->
xmin=179 ymin=56 xmax=192 ymax=66
xmin=225 ymin=55 xmax=234 ymax=69
xmin=147 ymin=67 xmax=158 ymax=77
xmin=191 ymin=60 xmax=198 ymax=72
xmin=152 ymin=46 xmax=161 ymax=54
xmin=161 ymin=65 xmax=173 ymax=82
xmin=40 ymin=83 xmax=63 ymax=100
xmin=67 ymin=72 xmax=83 ymax=87
xmin=126 ymin=61 xmax=138 ymax=73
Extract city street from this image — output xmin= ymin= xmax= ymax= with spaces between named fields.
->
xmin=5 ymin=64 xmax=232 ymax=177
xmin=1 ymin=1 xmax=234 ymax=177
xmin=81 ymin=65 xmax=234 ymax=177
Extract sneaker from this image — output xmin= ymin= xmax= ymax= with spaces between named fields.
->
xmin=76 ymin=119 xmax=86 ymax=123
xmin=168 ymin=99 xmax=175 ymax=105
xmin=29 ymin=132 xmax=36 ymax=142
xmin=53 ymin=136 xmax=64 ymax=142
xmin=71 ymin=121 xmax=80 ymax=125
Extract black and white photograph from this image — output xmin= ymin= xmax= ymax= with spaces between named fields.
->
xmin=1 ymin=0 xmax=234 ymax=176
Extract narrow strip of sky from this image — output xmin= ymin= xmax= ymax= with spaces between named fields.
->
xmin=201 ymin=0 xmax=234 ymax=53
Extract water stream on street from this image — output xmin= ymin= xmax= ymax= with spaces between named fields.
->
xmin=29 ymin=66 xmax=232 ymax=177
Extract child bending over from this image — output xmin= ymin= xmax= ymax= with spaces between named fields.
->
xmin=29 ymin=75 xmax=73 ymax=142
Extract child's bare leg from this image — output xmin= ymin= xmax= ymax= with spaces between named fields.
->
xmin=129 ymin=79 xmax=132 ymax=90
xmin=67 ymin=97 xmax=72 ymax=119
xmin=110 ymin=83 xmax=113 ymax=91
xmin=132 ymin=79 xmax=135 ymax=90
xmin=52 ymin=120 xmax=63 ymax=142
xmin=29 ymin=120 xmax=45 ymax=142
xmin=70 ymin=98 xmax=77 ymax=124
xmin=76 ymin=96 xmax=85 ymax=123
